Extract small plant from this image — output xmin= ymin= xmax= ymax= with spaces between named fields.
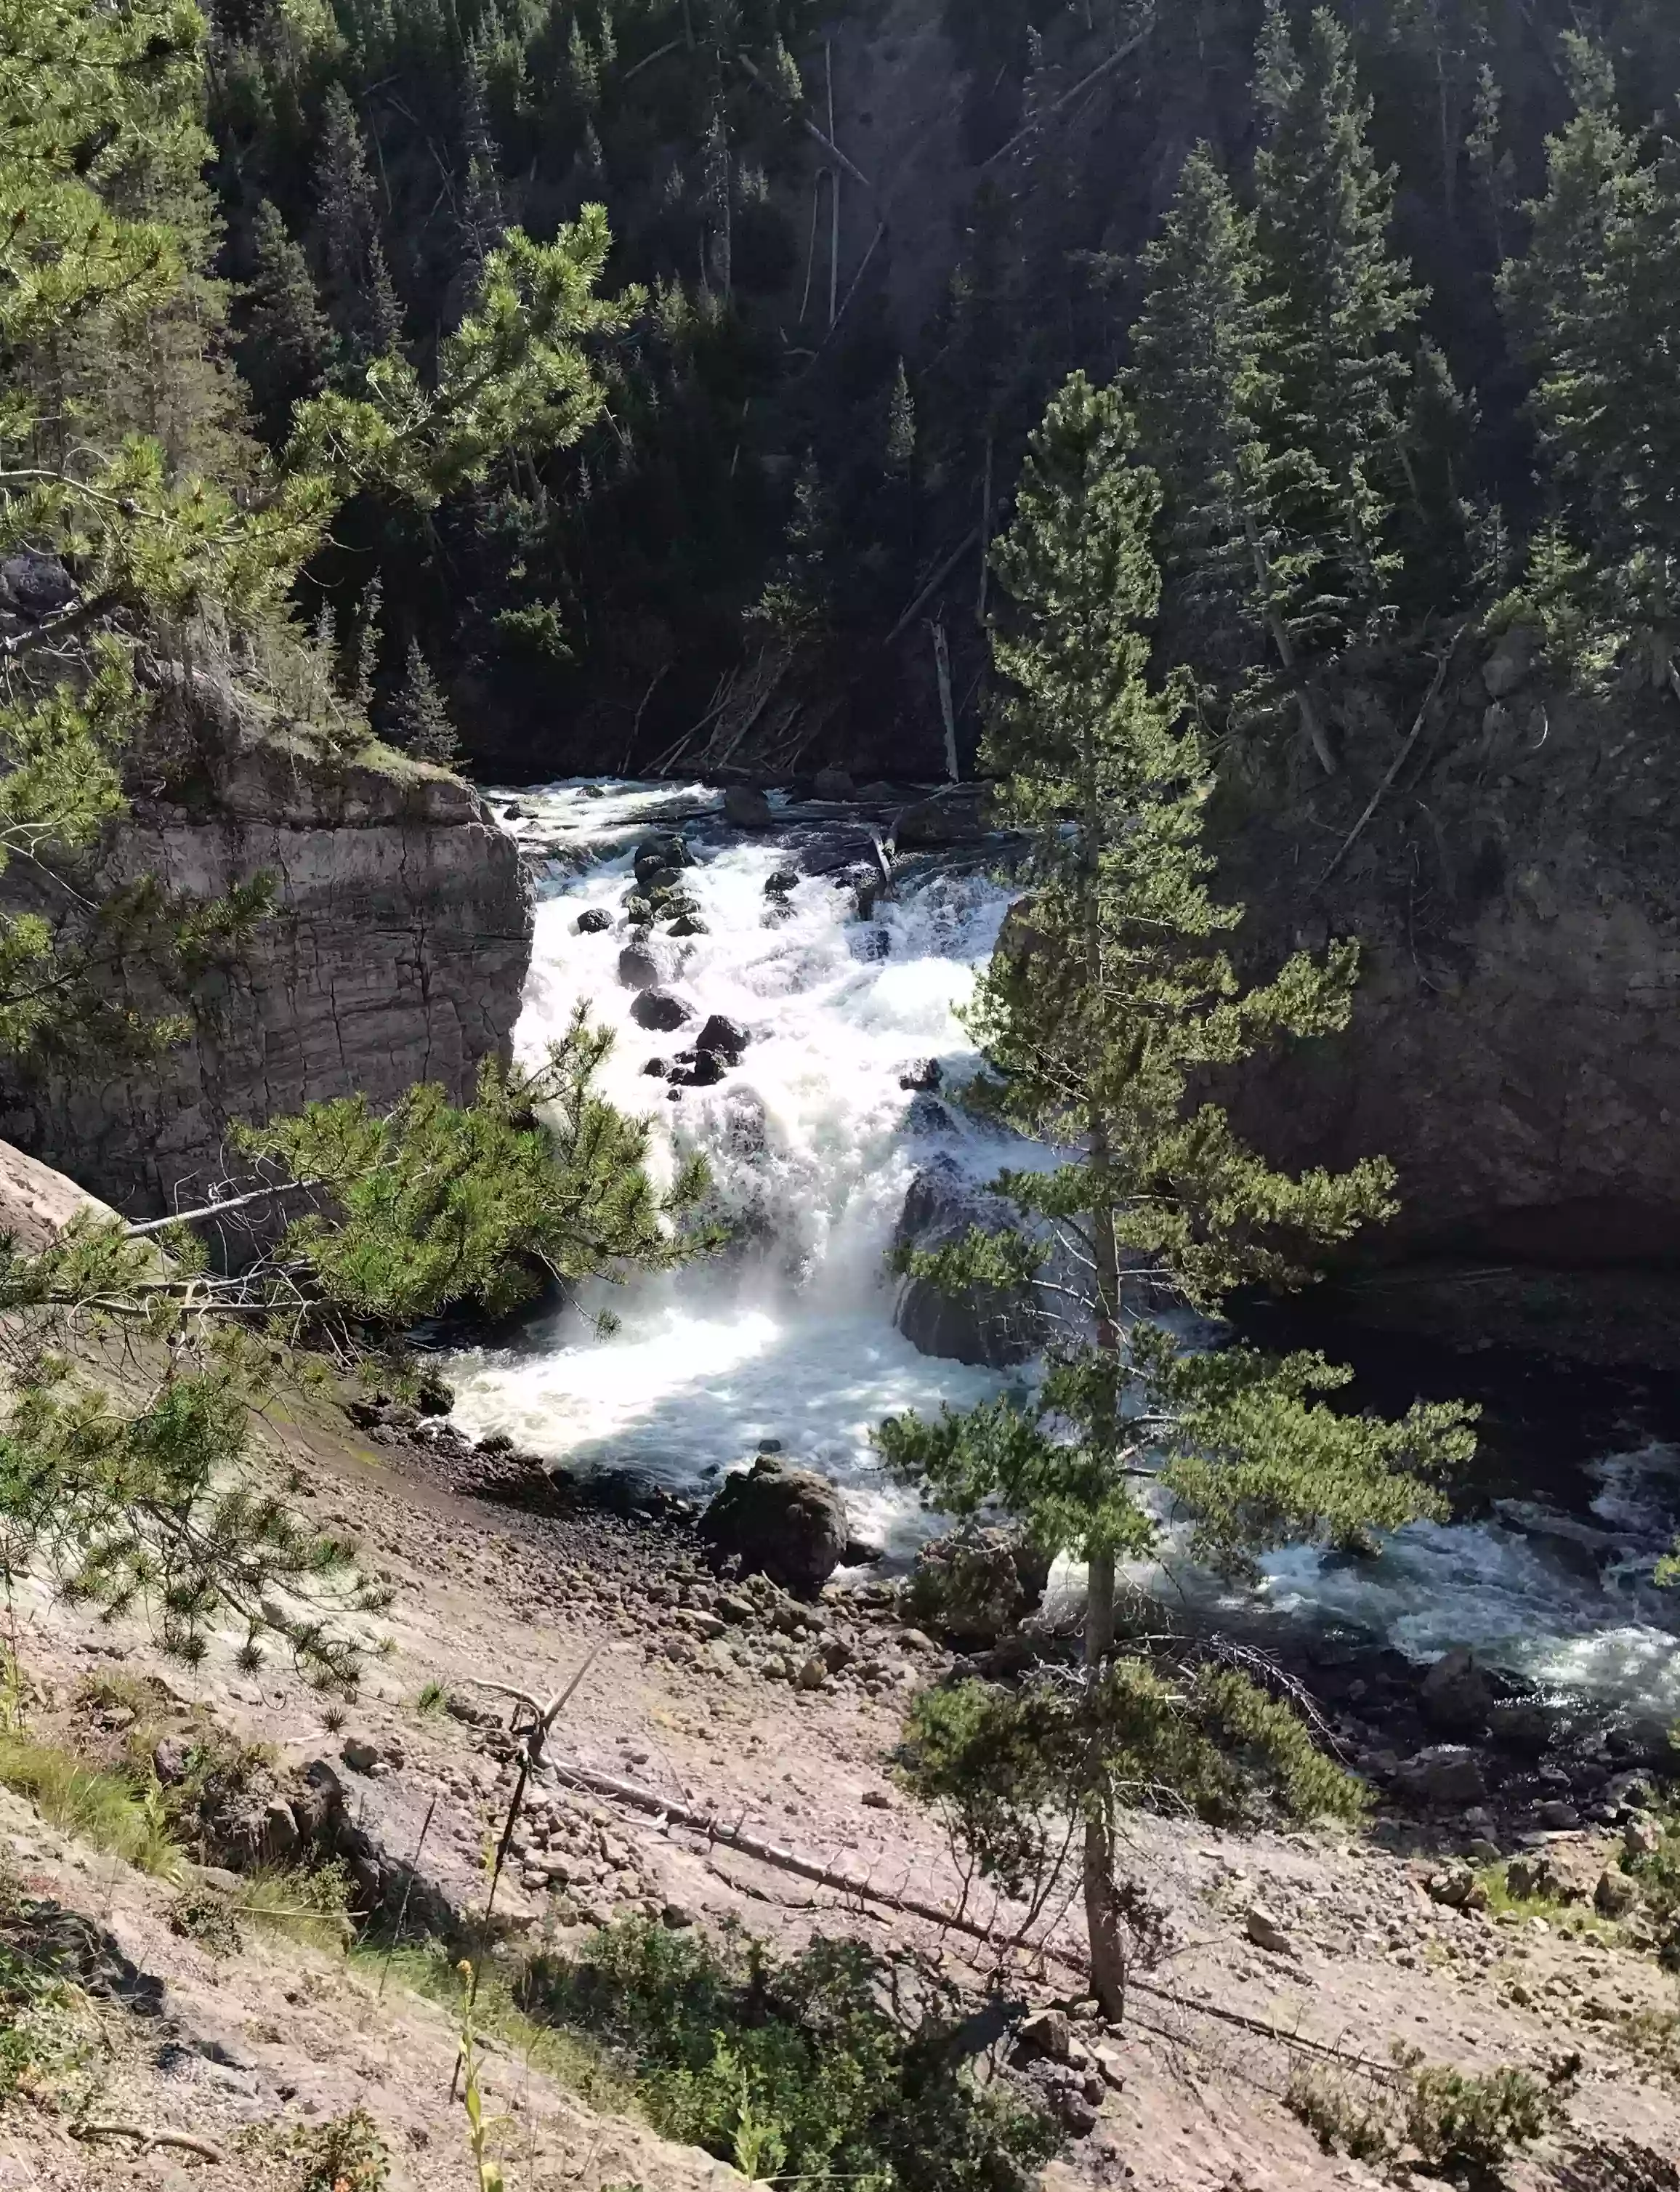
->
xmin=413 ymin=1679 xmax=449 ymax=1717
xmin=456 ymin=1962 xmax=507 ymax=2191
xmin=322 ymin=1703 xmax=348 ymax=1735
xmin=299 ymin=2105 xmax=390 ymax=2192
xmin=238 ymin=1859 xmax=355 ymax=1953
xmin=168 ymin=1885 xmax=243 ymax=1956
xmin=1285 ymin=2059 xmax=1395 ymax=2165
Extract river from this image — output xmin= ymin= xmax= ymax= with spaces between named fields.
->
xmin=447 ymin=779 xmax=1680 ymax=1720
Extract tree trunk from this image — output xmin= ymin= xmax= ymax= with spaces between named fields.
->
xmin=1083 ymin=1802 xmax=1127 ymax=2022
xmin=932 ymin=618 xmax=958 ymax=780
xmin=1243 ymin=515 xmax=1336 ymax=775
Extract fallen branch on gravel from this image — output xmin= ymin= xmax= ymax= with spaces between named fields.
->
xmin=73 ymin=2122 xmax=225 ymax=2161
xmin=541 ymin=1756 xmax=1392 ymax=2071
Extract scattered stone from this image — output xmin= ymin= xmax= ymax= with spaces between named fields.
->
xmin=669 ymin=916 xmax=708 ymax=936
xmin=812 ymin=767 xmax=855 ymax=801
xmin=153 ymin=1736 xmax=191 ymax=1786
xmin=631 ymin=988 xmax=692 ymax=1033
xmin=662 ymin=1902 xmax=695 ymax=1930
xmin=1626 ymin=1816 xmax=1664 ymax=1860
xmin=1426 ymin=1865 xmax=1487 ymax=1911
xmin=1016 ymin=2009 xmax=1072 ymax=2061
xmin=1594 ymin=1867 xmax=1639 ymax=1917
xmin=618 ymin=944 xmax=661 ymax=991
xmin=860 ymin=1789 xmax=892 ymax=1810
xmin=716 ymin=1594 xmax=756 ymax=1624
xmin=1534 ymin=1799 xmax=1580 ymax=1832
xmin=796 ymin=1653 xmax=829 ymax=1691
xmin=634 ymin=833 xmax=692 ymax=874
xmin=723 ymin=786 xmax=774 ymax=829
xmin=698 ymin=1454 xmax=849 ymax=1595
xmin=1244 ymin=1903 xmax=1292 ymax=1955
xmin=341 ymin=1738 xmax=380 ymax=1775
xmin=574 ymin=908 xmax=612 ymax=935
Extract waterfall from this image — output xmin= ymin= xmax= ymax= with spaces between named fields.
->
xmin=448 ymin=781 xmax=1680 ymax=1715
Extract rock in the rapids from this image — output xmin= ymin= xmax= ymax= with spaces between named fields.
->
xmin=618 ymin=943 xmax=661 ymax=991
xmin=764 ymin=867 xmax=800 ymax=897
xmin=899 ymin=1058 xmax=942 ymax=1092
xmin=892 ymin=791 xmax=988 ymax=847
xmin=668 ymin=915 xmax=708 ymax=936
xmin=908 ymin=1526 xmax=1051 ymax=1642
xmin=642 ymin=1057 xmax=667 ymax=1076
xmin=574 ymin=907 xmax=612 ymax=935
xmin=639 ymin=864 xmax=687 ymax=900
xmin=723 ymin=786 xmax=774 ymax=829
xmin=674 ymin=1050 xmax=727 ymax=1088
xmin=892 ymin=1156 xmax=1046 ymax=1367
xmin=634 ymin=833 xmax=692 ymax=876
xmin=1421 ymin=1645 xmax=1495 ymax=1734
xmin=631 ymin=987 xmax=692 ymax=1033
xmin=699 ymin=1454 xmax=849 ymax=1595
xmin=696 ymin=1014 xmax=749 ymax=1064
xmin=812 ymin=766 xmax=855 ymax=802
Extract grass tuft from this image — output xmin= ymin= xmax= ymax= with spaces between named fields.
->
xmin=0 ymin=1733 xmax=182 ymax=1877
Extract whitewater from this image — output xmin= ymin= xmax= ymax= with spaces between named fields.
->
xmin=448 ymin=780 xmax=1680 ymax=1717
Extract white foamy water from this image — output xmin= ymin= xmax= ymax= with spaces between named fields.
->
xmin=450 ymin=781 xmax=1680 ymax=1709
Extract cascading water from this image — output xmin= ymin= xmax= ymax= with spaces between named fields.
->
xmin=448 ymin=780 xmax=1680 ymax=1715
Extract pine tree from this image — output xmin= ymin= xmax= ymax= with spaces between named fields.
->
xmin=1251 ymin=4 xmax=1441 ymax=750
xmin=458 ymin=39 xmax=507 ymax=291
xmin=312 ymin=81 xmax=402 ymax=360
xmin=1129 ymin=145 xmax=1286 ymax=695
xmin=1499 ymin=36 xmax=1680 ymax=682
xmin=390 ymin=635 xmax=461 ymax=765
xmin=243 ymin=200 xmax=335 ymax=440
xmin=884 ymin=359 xmax=916 ymax=476
xmin=879 ymin=374 xmax=1475 ymax=2017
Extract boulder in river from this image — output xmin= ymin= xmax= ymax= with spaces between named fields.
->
xmin=618 ymin=943 xmax=661 ymax=991
xmin=696 ymin=1014 xmax=749 ymax=1064
xmin=631 ymin=987 xmax=692 ymax=1033
xmin=1421 ymin=1645 xmax=1495 ymax=1734
xmin=892 ymin=1156 xmax=1046 ymax=1367
xmin=574 ymin=907 xmax=612 ymax=935
xmin=812 ymin=766 xmax=855 ymax=801
xmin=908 ymin=1526 xmax=1051 ymax=1642
xmin=698 ymin=1454 xmax=849 ymax=1595
xmin=892 ymin=791 xmax=988 ymax=847
xmin=634 ymin=833 xmax=692 ymax=876
xmin=723 ymin=786 xmax=774 ymax=829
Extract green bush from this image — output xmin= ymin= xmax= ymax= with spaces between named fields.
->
xmin=299 ymin=2106 xmax=390 ymax=2192
xmin=523 ymin=1918 xmax=1058 ymax=2191
xmin=1286 ymin=2043 xmax=1573 ymax=2181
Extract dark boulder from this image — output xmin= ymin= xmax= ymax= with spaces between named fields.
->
xmin=764 ymin=868 xmax=800 ymax=897
xmin=1421 ymin=1645 xmax=1495 ymax=1734
xmin=908 ymin=1527 xmax=1051 ymax=1642
xmin=575 ymin=907 xmax=612 ymax=935
xmin=723 ymin=786 xmax=775 ymax=829
xmin=0 ymin=551 xmax=76 ymax=621
xmin=639 ymin=863 xmax=687 ymax=899
xmin=699 ymin=1454 xmax=849 ymax=1595
xmin=675 ymin=1050 xmax=727 ymax=1087
xmin=642 ymin=1057 xmax=668 ymax=1076
xmin=696 ymin=1014 xmax=749 ymax=1064
xmin=892 ymin=791 xmax=988 ymax=847
xmin=631 ymin=988 xmax=692 ymax=1033
xmin=618 ymin=943 xmax=661 ymax=991
xmin=812 ymin=767 xmax=856 ymax=801
xmin=899 ymin=1059 xmax=942 ymax=1092
xmin=634 ymin=834 xmax=692 ymax=876
xmin=669 ymin=914 xmax=708 ymax=936
xmin=892 ymin=1157 xmax=1046 ymax=1367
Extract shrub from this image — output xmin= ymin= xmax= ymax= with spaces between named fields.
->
xmin=238 ymin=1859 xmax=355 ymax=1953
xmin=525 ymin=1917 xmax=1059 ymax=2192
xmin=299 ymin=2106 xmax=390 ymax=2192
xmin=168 ymin=1885 xmax=243 ymax=1955
xmin=1286 ymin=2043 xmax=1574 ymax=2181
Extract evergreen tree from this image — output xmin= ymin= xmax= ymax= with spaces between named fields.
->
xmin=885 ymin=358 xmax=916 ymax=478
xmin=312 ymin=81 xmax=402 ymax=360
xmin=1251 ymin=4 xmax=1441 ymax=754
xmin=1129 ymin=145 xmax=1289 ymax=698
xmin=458 ymin=38 xmax=506 ymax=292
xmin=391 ymin=634 xmax=461 ymax=765
xmin=1499 ymin=36 xmax=1680 ymax=683
xmin=243 ymin=199 xmax=335 ymax=440
xmin=879 ymin=374 xmax=1474 ymax=2017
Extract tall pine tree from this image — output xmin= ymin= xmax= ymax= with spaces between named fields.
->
xmin=312 ymin=81 xmax=402 ymax=362
xmin=1500 ymin=36 xmax=1680 ymax=684
xmin=242 ymin=200 xmax=335 ymax=440
xmin=880 ymin=372 xmax=1474 ymax=2016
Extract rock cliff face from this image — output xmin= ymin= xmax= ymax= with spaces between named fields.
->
xmin=1 ymin=720 xmax=531 ymax=1220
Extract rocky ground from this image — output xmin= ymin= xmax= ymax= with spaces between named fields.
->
xmin=1 ymin=1377 xmax=1679 ymax=2192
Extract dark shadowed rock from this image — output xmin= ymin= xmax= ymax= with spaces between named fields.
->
xmin=1395 ymin=1744 xmax=1487 ymax=1808
xmin=699 ymin=1454 xmax=849 ymax=1595
xmin=812 ymin=767 xmax=856 ymax=801
xmin=574 ymin=908 xmax=612 ymax=934
xmin=723 ymin=786 xmax=774 ymax=829
xmin=618 ymin=944 xmax=661 ymax=991
xmin=892 ymin=791 xmax=988 ymax=847
xmin=631 ymin=988 xmax=692 ymax=1033
xmin=892 ymin=1156 xmax=1046 ymax=1367
xmin=696 ymin=1014 xmax=749 ymax=1063
xmin=0 ymin=550 xmax=75 ymax=621
xmin=908 ymin=1526 xmax=1051 ymax=1641
xmin=1421 ymin=1645 xmax=1495 ymax=1734
xmin=634 ymin=833 xmax=692 ymax=875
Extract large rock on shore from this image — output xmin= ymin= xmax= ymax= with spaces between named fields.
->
xmin=699 ymin=1455 xmax=849 ymax=1595
xmin=908 ymin=1527 xmax=1051 ymax=1642
xmin=892 ymin=1157 xmax=1046 ymax=1367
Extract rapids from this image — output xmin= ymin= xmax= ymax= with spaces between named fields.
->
xmin=448 ymin=780 xmax=1680 ymax=1716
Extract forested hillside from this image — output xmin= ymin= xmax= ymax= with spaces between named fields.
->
xmin=144 ymin=0 xmax=1680 ymax=789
